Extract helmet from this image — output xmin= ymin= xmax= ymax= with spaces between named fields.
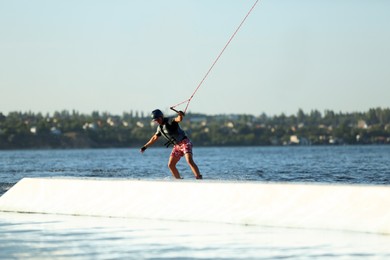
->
xmin=151 ymin=109 xmax=163 ymax=120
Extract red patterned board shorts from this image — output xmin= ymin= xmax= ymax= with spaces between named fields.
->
xmin=171 ymin=138 xmax=193 ymax=159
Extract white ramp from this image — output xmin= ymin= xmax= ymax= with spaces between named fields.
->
xmin=0 ymin=178 xmax=389 ymax=234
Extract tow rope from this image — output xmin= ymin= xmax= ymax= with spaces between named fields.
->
xmin=170 ymin=0 xmax=260 ymax=114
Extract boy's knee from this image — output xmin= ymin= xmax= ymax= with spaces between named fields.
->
xmin=168 ymin=160 xmax=177 ymax=169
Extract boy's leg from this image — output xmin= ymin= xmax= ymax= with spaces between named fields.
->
xmin=184 ymin=153 xmax=202 ymax=179
xmin=168 ymin=156 xmax=181 ymax=179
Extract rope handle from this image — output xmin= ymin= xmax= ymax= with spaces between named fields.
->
xmin=170 ymin=107 xmax=185 ymax=116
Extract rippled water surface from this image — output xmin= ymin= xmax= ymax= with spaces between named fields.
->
xmin=1 ymin=212 xmax=390 ymax=260
xmin=1 ymin=146 xmax=390 ymax=259
xmin=1 ymin=146 xmax=390 ymax=190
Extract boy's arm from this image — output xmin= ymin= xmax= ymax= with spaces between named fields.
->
xmin=140 ymin=134 xmax=159 ymax=153
xmin=174 ymin=111 xmax=185 ymax=123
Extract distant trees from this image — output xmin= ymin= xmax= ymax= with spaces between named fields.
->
xmin=0 ymin=107 xmax=389 ymax=149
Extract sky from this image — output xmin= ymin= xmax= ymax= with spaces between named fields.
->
xmin=1 ymin=0 xmax=389 ymax=116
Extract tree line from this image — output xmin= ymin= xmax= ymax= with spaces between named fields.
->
xmin=0 ymin=107 xmax=389 ymax=149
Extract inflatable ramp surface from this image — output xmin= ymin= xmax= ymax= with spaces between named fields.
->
xmin=0 ymin=178 xmax=389 ymax=234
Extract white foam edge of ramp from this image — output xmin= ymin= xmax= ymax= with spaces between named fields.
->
xmin=0 ymin=177 xmax=389 ymax=235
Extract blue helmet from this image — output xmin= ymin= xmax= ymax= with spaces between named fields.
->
xmin=151 ymin=109 xmax=163 ymax=120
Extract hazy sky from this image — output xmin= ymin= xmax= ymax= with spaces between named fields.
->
xmin=1 ymin=0 xmax=389 ymax=116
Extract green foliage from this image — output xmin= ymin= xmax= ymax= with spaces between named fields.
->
xmin=0 ymin=108 xmax=389 ymax=149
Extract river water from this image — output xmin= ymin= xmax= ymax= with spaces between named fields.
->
xmin=1 ymin=146 xmax=390 ymax=259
